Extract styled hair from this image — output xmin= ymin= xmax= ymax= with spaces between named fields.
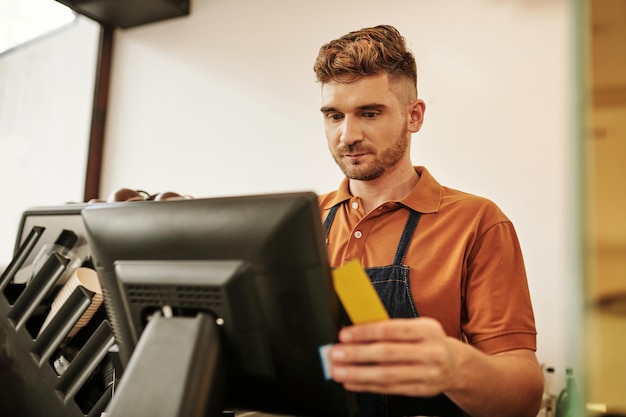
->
xmin=313 ymin=24 xmax=417 ymax=95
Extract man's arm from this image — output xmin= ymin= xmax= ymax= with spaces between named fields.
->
xmin=329 ymin=318 xmax=544 ymax=417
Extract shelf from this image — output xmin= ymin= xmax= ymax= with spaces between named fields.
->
xmin=55 ymin=0 xmax=190 ymax=29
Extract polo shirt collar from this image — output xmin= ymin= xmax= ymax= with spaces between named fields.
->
xmin=321 ymin=166 xmax=442 ymax=214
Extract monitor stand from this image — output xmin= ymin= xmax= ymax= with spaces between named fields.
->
xmin=105 ymin=312 xmax=226 ymax=417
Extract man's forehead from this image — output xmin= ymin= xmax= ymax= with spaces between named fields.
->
xmin=320 ymin=74 xmax=394 ymax=109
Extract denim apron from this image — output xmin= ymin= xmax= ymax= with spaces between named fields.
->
xmin=324 ymin=204 xmax=464 ymax=417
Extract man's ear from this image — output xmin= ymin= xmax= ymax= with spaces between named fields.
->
xmin=408 ymin=99 xmax=426 ymax=133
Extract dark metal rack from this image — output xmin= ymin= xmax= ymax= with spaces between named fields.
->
xmin=0 ymin=205 xmax=118 ymax=416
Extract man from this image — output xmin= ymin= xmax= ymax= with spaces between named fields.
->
xmin=314 ymin=25 xmax=543 ymax=417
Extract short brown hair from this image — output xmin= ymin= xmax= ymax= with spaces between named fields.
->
xmin=313 ymin=24 xmax=417 ymax=94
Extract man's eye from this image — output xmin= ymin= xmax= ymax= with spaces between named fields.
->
xmin=362 ymin=112 xmax=378 ymax=118
xmin=326 ymin=113 xmax=344 ymax=121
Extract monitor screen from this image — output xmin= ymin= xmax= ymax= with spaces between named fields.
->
xmin=81 ymin=192 xmax=356 ymax=417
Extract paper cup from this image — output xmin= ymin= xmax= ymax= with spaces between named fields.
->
xmin=40 ymin=267 xmax=103 ymax=336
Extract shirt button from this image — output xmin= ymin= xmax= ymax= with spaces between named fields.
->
xmin=351 ymin=201 xmax=359 ymax=209
xmin=354 ymin=231 xmax=362 ymax=239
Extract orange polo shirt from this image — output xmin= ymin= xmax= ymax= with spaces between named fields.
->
xmin=319 ymin=166 xmax=537 ymax=355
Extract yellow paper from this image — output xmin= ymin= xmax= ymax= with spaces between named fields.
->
xmin=332 ymin=259 xmax=389 ymax=324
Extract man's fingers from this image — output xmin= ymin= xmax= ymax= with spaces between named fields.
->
xmin=330 ymin=363 xmax=446 ymax=397
xmin=338 ymin=317 xmax=445 ymax=343
xmin=330 ymin=341 xmax=445 ymax=364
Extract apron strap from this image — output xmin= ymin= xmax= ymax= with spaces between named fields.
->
xmin=392 ymin=210 xmax=422 ymax=265
xmin=323 ymin=204 xmax=339 ymax=243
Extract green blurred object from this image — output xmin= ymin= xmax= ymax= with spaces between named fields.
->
xmin=555 ymin=369 xmax=584 ymax=417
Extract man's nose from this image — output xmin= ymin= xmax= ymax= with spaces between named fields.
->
xmin=339 ymin=117 xmax=363 ymax=145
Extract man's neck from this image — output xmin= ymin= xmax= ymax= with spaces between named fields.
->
xmin=349 ymin=163 xmax=419 ymax=214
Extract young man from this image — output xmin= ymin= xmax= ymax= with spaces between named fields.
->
xmin=314 ymin=25 xmax=543 ymax=417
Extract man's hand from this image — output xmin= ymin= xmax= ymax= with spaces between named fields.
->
xmin=329 ymin=317 xmax=543 ymax=417
xmin=329 ymin=317 xmax=458 ymax=397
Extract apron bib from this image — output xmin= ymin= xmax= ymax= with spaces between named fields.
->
xmin=324 ymin=205 xmax=463 ymax=417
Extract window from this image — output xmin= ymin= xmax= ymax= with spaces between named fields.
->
xmin=0 ymin=0 xmax=75 ymax=55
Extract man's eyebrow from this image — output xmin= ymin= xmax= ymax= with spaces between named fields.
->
xmin=357 ymin=103 xmax=386 ymax=111
xmin=320 ymin=103 xmax=386 ymax=113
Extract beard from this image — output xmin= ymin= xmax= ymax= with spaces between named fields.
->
xmin=331 ymin=125 xmax=410 ymax=181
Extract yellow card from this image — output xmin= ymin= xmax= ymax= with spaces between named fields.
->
xmin=331 ymin=259 xmax=389 ymax=324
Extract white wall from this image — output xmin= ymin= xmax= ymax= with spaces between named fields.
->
xmin=101 ymin=0 xmax=580 ymax=381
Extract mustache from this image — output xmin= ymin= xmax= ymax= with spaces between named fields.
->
xmin=337 ymin=143 xmax=372 ymax=155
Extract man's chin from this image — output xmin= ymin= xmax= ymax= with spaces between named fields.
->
xmin=342 ymin=166 xmax=384 ymax=181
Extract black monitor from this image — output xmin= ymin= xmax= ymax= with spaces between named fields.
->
xmin=81 ymin=191 xmax=356 ymax=417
